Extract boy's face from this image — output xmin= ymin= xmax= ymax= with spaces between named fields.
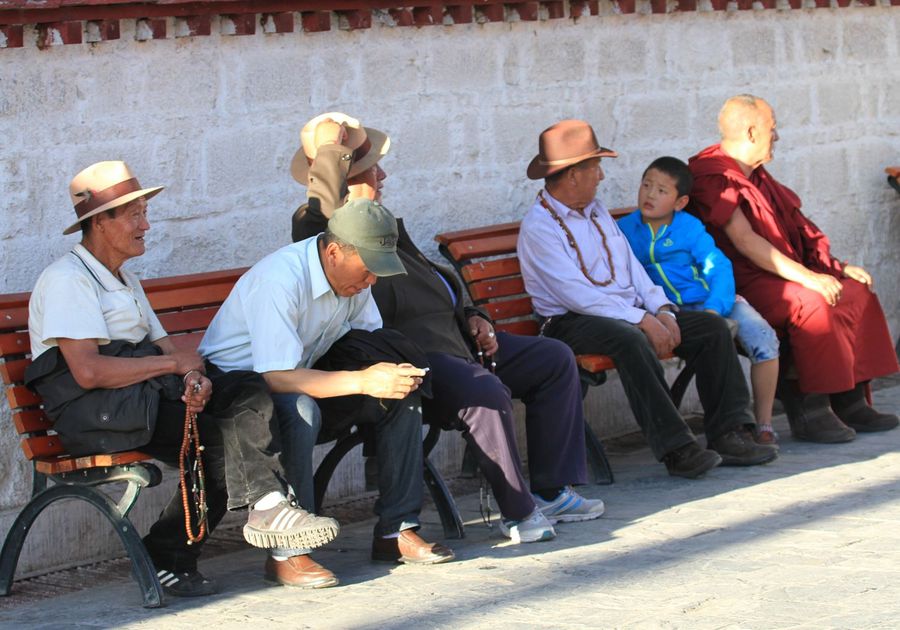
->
xmin=638 ymin=168 xmax=688 ymax=223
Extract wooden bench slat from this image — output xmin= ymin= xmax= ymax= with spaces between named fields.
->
xmin=434 ymin=221 xmax=522 ymax=246
xmin=146 ymin=283 xmax=236 ymax=312
xmin=483 ymin=297 xmax=534 ymax=321
xmin=142 ymin=267 xmax=246 ymax=293
xmin=0 ymin=331 xmax=29 ymax=355
xmin=7 ymin=384 xmax=41 ymax=409
xmin=468 ymin=276 xmax=528 ymax=302
xmin=155 ymin=307 xmax=220 ymax=334
xmin=21 ymin=434 xmax=65 ymax=460
xmin=576 ymin=354 xmax=616 ymax=372
xmin=13 ymin=409 xmax=53 ymax=434
xmin=446 ymin=233 xmax=520 ymax=263
xmin=35 ymin=450 xmax=151 ymax=475
xmin=494 ymin=320 xmax=540 ymax=336
xmin=0 ymin=357 xmax=28 ymax=385
xmin=459 ymin=258 xmax=522 ymax=283
xmin=0 ymin=306 xmax=29 ymax=333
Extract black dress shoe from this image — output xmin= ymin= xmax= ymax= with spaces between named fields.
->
xmin=156 ymin=569 xmax=218 ymax=597
xmin=708 ymin=428 xmax=778 ymax=466
xmin=663 ymin=442 xmax=722 ymax=479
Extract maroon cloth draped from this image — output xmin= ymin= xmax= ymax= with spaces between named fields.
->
xmin=688 ymin=144 xmax=897 ymax=394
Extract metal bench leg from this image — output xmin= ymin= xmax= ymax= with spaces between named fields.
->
xmin=584 ymin=422 xmax=614 ymax=485
xmin=0 ymin=484 xmax=163 ymax=608
xmin=459 ymin=443 xmax=479 ymax=479
xmin=669 ymin=359 xmax=697 ymax=409
xmin=313 ymin=431 xmax=365 ymax=513
xmin=423 ymin=456 xmax=465 ymax=540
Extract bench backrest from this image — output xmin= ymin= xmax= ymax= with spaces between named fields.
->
xmin=435 ymin=208 xmax=632 ymax=333
xmin=0 ymin=267 xmax=246 ymax=472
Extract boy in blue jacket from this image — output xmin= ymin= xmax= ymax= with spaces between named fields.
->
xmin=619 ymin=157 xmax=780 ymax=444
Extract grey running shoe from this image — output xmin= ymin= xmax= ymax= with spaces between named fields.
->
xmin=243 ymin=500 xmax=339 ymax=550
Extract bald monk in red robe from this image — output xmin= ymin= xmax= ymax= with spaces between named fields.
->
xmin=688 ymin=94 xmax=898 ymax=444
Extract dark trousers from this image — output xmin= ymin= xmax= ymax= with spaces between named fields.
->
xmin=546 ymin=310 xmax=753 ymax=460
xmin=424 ymin=332 xmax=587 ymax=521
xmin=142 ymin=368 xmax=284 ymax=572
xmin=280 ymin=331 xmax=426 ymax=537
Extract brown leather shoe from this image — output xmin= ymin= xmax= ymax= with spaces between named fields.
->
xmin=371 ymin=530 xmax=455 ymax=565
xmin=264 ymin=554 xmax=338 ymax=589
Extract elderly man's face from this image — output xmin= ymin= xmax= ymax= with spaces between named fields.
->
xmin=753 ymin=103 xmax=779 ymax=165
xmin=568 ymin=158 xmax=604 ymax=210
xmin=323 ymin=242 xmax=377 ymax=297
xmin=95 ymin=197 xmax=150 ymax=260
xmin=347 ymin=164 xmax=386 ymax=203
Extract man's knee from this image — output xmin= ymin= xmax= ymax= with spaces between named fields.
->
xmin=273 ymin=393 xmax=322 ymax=436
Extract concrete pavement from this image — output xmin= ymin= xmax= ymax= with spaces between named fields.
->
xmin=2 ymin=384 xmax=900 ymax=629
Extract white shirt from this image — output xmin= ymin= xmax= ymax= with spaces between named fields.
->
xmin=517 ymin=191 xmax=672 ymax=324
xmin=28 ymin=244 xmax=168 ymax=359
xmin=199 ymin=235 xmax=382 ymax=373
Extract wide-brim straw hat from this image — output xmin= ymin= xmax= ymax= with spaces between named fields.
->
xmin=290 ymin=112 xmax=391 ymax=185
xmin=526 ymin=119 xmax=618 ymax=180
xmin=64 ymin=161 xmax=163 ymax=235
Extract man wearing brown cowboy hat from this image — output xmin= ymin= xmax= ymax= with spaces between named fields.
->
xmin=26 ymin=161 xmax=340 ymax=599
xmin=517 ymin=120 xmax=779 ymax=479
xmin=293 ymin=113 xmax=606 ymax=546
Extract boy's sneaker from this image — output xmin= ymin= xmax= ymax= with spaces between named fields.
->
xmin=533 ymin=486 xmax=605 ymax=523
xmin=497 ymin=509 xmax=556 ymax=543
xmin=243 ymin=500 xmax=340 ymax=550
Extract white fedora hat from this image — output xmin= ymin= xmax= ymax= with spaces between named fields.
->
xmin=64 ymin=161 xmax=163 ymax=235
xmin=290 ymin=112 xmax=390 ymax=185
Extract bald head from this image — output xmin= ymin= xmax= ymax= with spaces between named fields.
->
xmin=717 ymin=94 xmax=779 ymax=174
xmin=718 ymin=94 xmax=770 ymax=141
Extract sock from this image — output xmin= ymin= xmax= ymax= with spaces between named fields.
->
xmin=253 ymin=491 xmax=285 ymax=511
xmin=535 ymin=488 xmax=563 ymax=502
xmin=381 ymin=532 xmax=401 ymax=539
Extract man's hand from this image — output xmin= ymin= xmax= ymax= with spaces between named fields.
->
xmin=468 ymin=315 xmax=499 ymax=356
xmin=182 ymin=373 xmax=212 ymax=415
xmin=313 ymin=119 xmax=348 ymax=149
xmin=842 ymin=263 xmax=873 ymax=288
xmin=169 ymin=350 xmax=206 ymax=376
xmin=359 ymin=362 xmax=427 ymax=399
xmin=637 ymin=313 xmax=677 ymax=357
xmin=656 ymin=311 xmax=681 ymax=349
xmin=800 ymin=270 xmax=843 ymax=307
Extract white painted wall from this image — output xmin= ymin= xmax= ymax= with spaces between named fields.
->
xmin=0 ymin=7 xmax=898 ymax=576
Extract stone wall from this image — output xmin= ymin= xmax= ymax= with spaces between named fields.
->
xmin=1 ymin=5 xmax=898 ymax=575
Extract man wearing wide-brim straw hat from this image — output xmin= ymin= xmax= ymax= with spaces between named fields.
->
xmin=27 ymin=160 xmax=340 ymax=599
xmin=290 ymin=112 xmax=390 ymax=243
xmin=517 ymin=119 xmax=779 ymax=480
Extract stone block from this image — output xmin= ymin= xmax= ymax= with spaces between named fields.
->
xmin=793 ymin=17 xmax=840 ymax=64
xmin=842 ymin=21 xmax=889 ymax=64
xmin=592 ymin=32 xmax=648 ymax=78
xmin=526 ymin=31 xmax=585 ymax=84
xmin=427 ymin=39 xmax=500 ymax=93
xmin=730 ymin=24 xmax=779 ymax=68
xmin=816 ymin=82 xmax=862 ymax=126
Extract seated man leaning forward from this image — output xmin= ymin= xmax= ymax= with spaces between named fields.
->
xmin=517 ymin=120 xmax=779 ymax=479
xmin=26 ymin=161 xmax=339 ymax=598
xmin=689 ymin=95 xmax=899 ymax=443
xmin=200 ymin=196 xmax=451 ymax=589
xmin=291 ymin=112 xmax=604 ymax=545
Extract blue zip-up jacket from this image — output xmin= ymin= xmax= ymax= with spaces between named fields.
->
xmin=618 ymin=209 xmax=736 ymax=316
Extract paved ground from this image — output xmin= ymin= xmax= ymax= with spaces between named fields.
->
xmin=2 ymin=384 xmax=900 ymax=629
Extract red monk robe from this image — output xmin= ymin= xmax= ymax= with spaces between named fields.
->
xmin=688 ymin=143 xmax=898 ymax=395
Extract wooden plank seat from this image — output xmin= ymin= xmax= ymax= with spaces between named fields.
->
xmin=0 ymin=267 xmax=462 ymax=608
xmin=435 ymin=211 xmax=701 ymax=485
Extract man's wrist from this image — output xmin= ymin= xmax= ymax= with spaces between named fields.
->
xmin=657 ymin=308 xmax=677 ymax=319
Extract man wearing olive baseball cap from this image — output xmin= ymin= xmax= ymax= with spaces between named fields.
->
xmin=200 ymin=197 xmax=452 ymax=589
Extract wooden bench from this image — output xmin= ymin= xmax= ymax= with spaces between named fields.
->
xmin=0 ymin=267 xmax=462 ymax=608
xmin=435 ymin=210 xmax=699 ymax=485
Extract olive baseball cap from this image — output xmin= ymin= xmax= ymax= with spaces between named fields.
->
xmin=328 ymin=198 xmax=406 ymax=277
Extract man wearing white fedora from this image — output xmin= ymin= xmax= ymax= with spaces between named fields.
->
xmin=26 ymin=161 xmax=340 ymax=598
xmin=517 ymin=120 xmax=779 ymax=479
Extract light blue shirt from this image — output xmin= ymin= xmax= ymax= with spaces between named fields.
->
xmin=517 ymin=191 xmax=672 ymax=324
xmin=199 ymin=236 xmax=382 ymax=373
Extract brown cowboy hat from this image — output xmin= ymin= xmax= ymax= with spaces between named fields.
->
xmin=64 ymin=161 xmax=163 ymax=235
xmin=526 ymin=119 xmax=618 ymax=180
xmin=290 ymin=112 xmax=391 ymax=185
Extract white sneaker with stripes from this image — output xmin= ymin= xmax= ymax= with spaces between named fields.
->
xmin=243 ymin=500 xmax=340 ymax=550
xmin=533 ymin=486 xmax=605 ymax=523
